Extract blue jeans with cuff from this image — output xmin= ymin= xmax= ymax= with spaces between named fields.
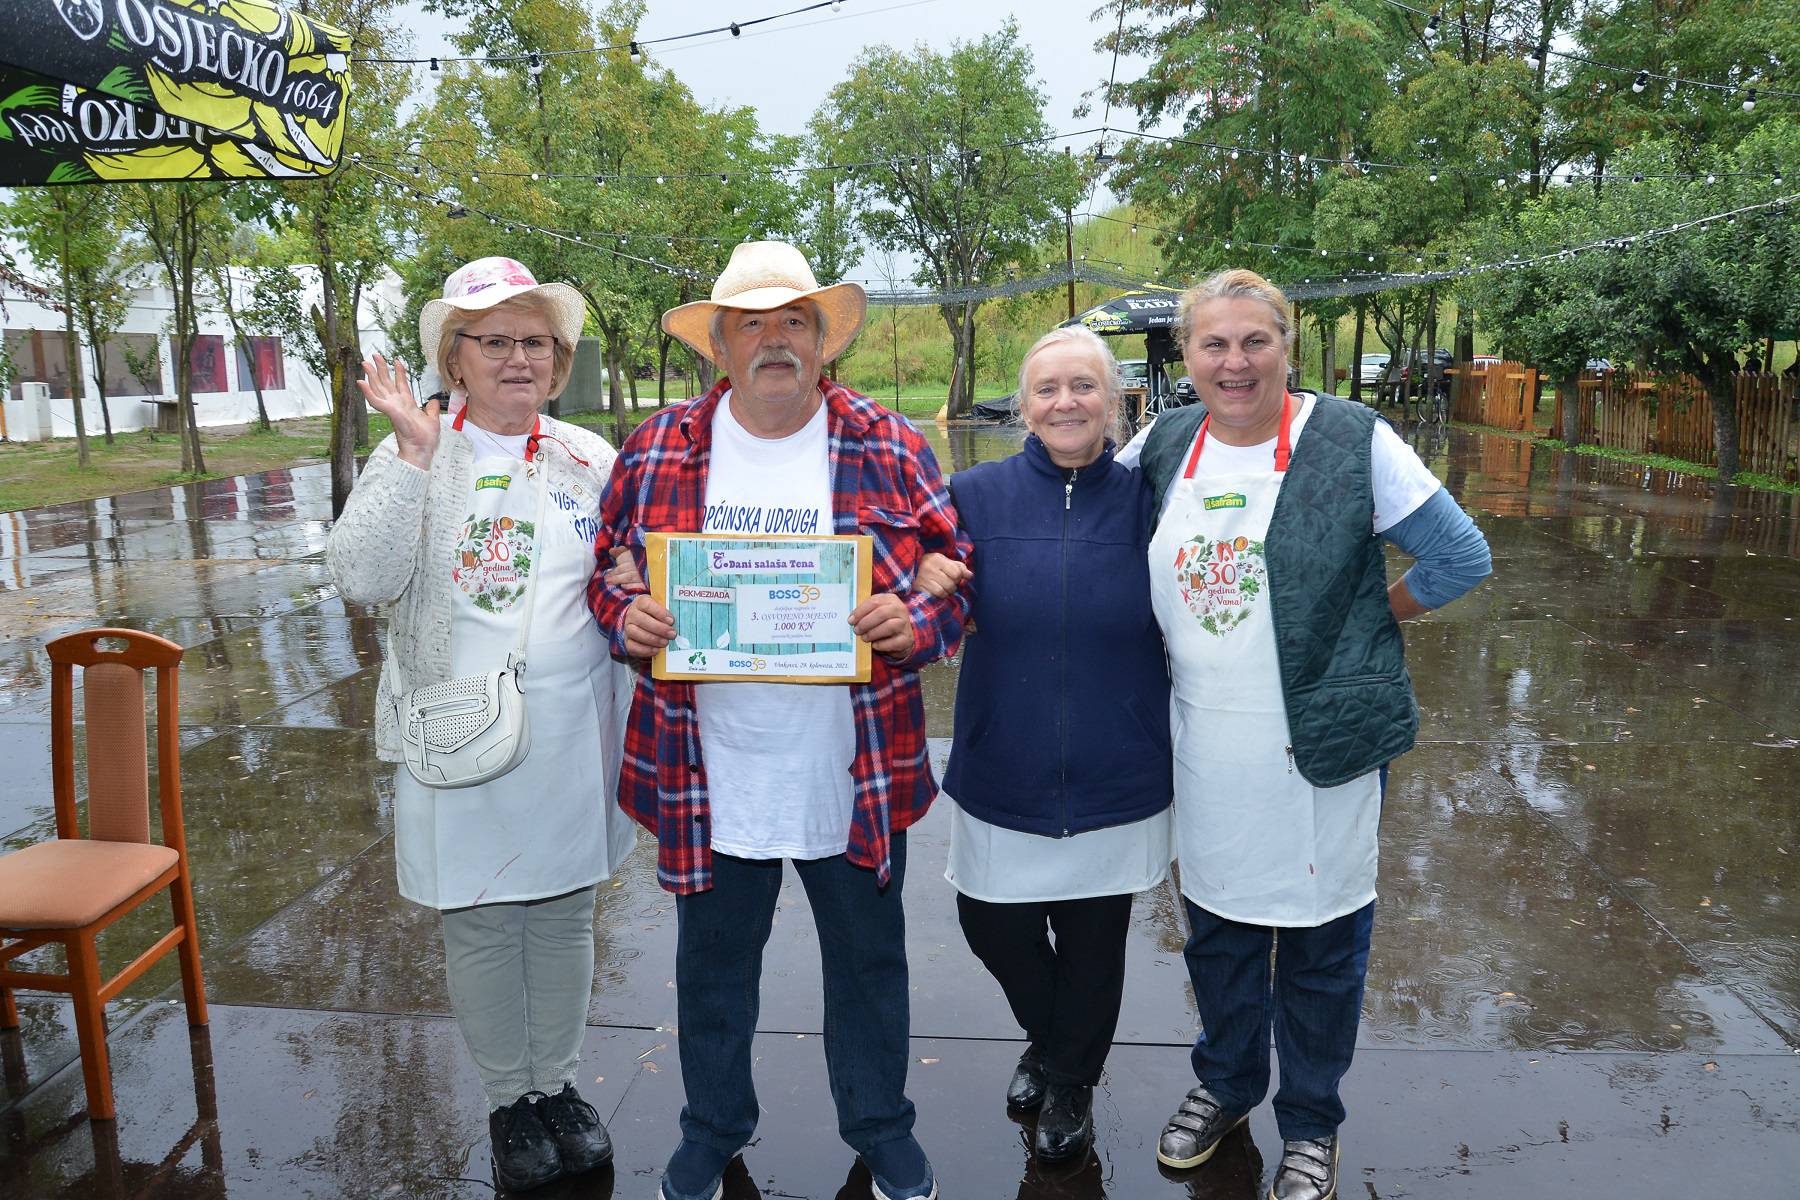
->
xmin=673 ymin=835 xmax=917 ymax=1158
xmin=1180 ymin=897 xmax=1375 ymax=1142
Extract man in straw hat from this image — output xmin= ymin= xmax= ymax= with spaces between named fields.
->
xmin=586 ymin=242 xmax=969 ymax=1200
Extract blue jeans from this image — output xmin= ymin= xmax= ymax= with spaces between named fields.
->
xmin=674 ymin=836 xmax=916 ymax=1157
xmin=1181 ymin=898 xmax=1375 ymax=1142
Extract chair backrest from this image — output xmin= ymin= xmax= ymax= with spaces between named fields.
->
xmin=45 ymin=628 xmax=185 ymax=847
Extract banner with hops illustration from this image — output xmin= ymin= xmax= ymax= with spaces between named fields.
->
xmin=0 ymin=0 xmax=351 ymax=183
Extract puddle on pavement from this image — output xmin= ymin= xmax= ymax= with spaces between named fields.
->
xmin=3 ymin=425 xmax=1799 ymax=1195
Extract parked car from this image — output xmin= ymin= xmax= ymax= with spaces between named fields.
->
xmin=1585 ymin=357 xmax=1612 ymax=373
xmin=1377 ymin=349 xmax=1453 ymax=403
xmin=1119 ymin=358 xmax=1174 ymax=395
xmin=1356 ymin=353 xmax=1391 ymax=386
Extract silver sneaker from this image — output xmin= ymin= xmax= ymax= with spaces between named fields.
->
xmin=1269 ymin=1135 xmax=1338 ymax=1200
xmin=1155 ymin=1084 xmax=1250 ymax=1169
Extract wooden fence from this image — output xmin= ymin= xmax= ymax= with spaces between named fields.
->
xmin=1550 ymin=371 xmax=1798 ymax=479
xmin=1449 ymin=361 xmax=1537 ymax=431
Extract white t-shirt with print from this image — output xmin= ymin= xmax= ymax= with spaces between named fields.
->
xmin=693 ymin=394 xmax=856 ymax=860
xmin=1116 ymin=395 xmax=1440 ymax=532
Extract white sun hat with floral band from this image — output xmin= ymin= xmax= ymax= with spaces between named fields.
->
xmin=662 ymin=241 xmax=867 ymax=364
xmin=419 ymin=256 xmax=587 ymax=367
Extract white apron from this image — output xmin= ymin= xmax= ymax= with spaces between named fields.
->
xmin=394 ymin=432 xmax=636 ymax=910
xmin=1148 ymin=398 xmax=1380 ymax=928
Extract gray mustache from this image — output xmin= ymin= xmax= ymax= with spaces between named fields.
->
xmin=751 ymin=348 xmax=803 ymax=377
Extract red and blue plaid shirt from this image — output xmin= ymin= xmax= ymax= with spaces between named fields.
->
xmin=586 ymin=377 xmax=972 ymax=894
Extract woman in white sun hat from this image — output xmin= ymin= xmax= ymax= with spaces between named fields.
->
xmin=326 ymin=256 xmax=635 ymax=1193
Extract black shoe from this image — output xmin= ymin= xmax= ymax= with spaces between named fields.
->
xmin=1033 ymin=1083 xmax=1094 ymax=1164
xmin=489 ymin=1093 xmax=563 ymax=1192
xmin=1007 ymin=1047 xmax=1047 ymax=1110
xmin=534 ymin=1083 xmax=614 ymax=1174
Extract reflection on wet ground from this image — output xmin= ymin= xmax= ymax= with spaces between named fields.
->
xmin=2 ymin=426 xmax=1798 ymax=1196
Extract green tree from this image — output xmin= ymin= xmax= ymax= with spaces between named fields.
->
xmin=253 ymin=0 xmax=409 ymax=513
xmin=815 ymin=21 xmax=1082 ymax=416
xmin=1 ymin=187 xmax=136 ymax=461
xmin=1470 ymin=119 xmax=1799 ymax=480
xmin=408 ymin=0 xmax=797 ymax=434
xmin=127 ymin=183 xmax=220 ymax=475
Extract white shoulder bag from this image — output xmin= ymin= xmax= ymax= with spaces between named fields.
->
xmin=390 ymin=471 xmax=549 ymax=789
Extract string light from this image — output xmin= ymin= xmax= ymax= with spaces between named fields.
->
xmin=362 ymin=1 xmax=855 ymax=67
xmin=529 ymin=52 xmax=543 ymax=77
xmin=1742 ymin=87 xmax=1757 ymax=112
xmin=1631 ymin=70 xmax=1650 ymax=93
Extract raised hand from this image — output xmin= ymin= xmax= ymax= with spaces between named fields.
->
xmin=357 ymin=353 xmax=438 ymax=469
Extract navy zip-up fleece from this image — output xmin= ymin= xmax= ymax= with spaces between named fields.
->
xmin=942 ymin=435 xmax=1173 ymax=836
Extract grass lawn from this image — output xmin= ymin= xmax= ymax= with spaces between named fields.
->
xmin=0 ymin=419 xmax=337 ymax=513
xmin=0 ymin=385 xmax=988 ymax=514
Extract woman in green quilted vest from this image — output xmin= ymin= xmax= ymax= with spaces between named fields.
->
xmin=1131 ymin=270 xmax=1492 ymax=1200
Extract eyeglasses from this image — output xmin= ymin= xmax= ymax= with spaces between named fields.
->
xmin=457 ymin=332 xmax=558 ymax=361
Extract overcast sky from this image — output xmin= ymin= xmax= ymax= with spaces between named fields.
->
xmin=395 ymin=0 xmax=1176 ymax=280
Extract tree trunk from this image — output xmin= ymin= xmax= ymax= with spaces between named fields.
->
xmin=317 ymin=248 xmax=354 ymax=515
xmin=657 ymin=333 xmax=671 ymax=406
xmin=1425 ymin=288 xmax=1440 ymax=408
xmin=57 ymin=212 xmax=91 ymax=468
xmin=177 ymin=197 xmax=205 ymax=475
xmin=1705 ymin=368 xmax=1739 ymax=485
xmin=603 ymin=331 xmax=629 ymax=446
xmin=351 ymin=281 xmax=369 ymax=450
xmin=1350 ymin=302 xmax=1366 ymax=404
xmin=1558 ymin=370 xmax=1581 ymax=443
xmin=938 ymin=304 xmax=965 ymax=414
xmin=1318 ymin=313 xmax=1335 ymax=396
xmin=959 ymin=302 xmax=977 ymax=414
xmin=91 ymin=345 xmax=113 ymax=444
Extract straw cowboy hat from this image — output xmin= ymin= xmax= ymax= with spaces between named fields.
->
xmin=419 ymin=256 xmax=587 ymax=363
xmin=662 ymin=241 xmax=867 ymax=365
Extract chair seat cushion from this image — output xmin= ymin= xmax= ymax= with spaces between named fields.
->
xmin=0 ymin=840 xmax=180 ymax=930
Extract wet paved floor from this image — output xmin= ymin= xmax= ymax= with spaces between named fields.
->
xmin=1 ymin=424 xmax=1797 ymax=1197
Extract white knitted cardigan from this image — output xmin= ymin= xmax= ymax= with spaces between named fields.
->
xmin=325 ymin=414 xmax=619 ymax=762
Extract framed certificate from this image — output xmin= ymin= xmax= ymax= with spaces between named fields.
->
xmin=646 ymin=533 xmax=874 ymax=683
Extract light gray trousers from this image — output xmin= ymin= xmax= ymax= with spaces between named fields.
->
xmin=440 ymin=884 xmax=598 ymax=1110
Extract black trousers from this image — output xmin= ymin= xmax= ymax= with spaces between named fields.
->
xmin=956 ymin=891 xmax=1134 ymax=1087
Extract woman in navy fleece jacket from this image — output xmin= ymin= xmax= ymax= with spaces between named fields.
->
xmin=926 ymin=326 xmax=1174 ymax=1167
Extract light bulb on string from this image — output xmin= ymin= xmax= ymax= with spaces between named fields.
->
xmin=1425 ymin=12 xmax=1440 ymax=36
xmin=729 ymin=22 xmax=740 ymax=36
xmin=1775 ymin=170 xmax=1785 ymax=187
xmin=1706 ymin=173 xmax=1716 ymax=185
xmin=1428 ymin=168 xmax=1439 ymax=183
xmin=628 ymin=41 xmax=641 ymax=63
xmin=428 ymin=57 xmax=439 ymax=73
xmin=832 ymin=0 xmax=843 ymax=10
xmin=1742 ymin=87 xmax=1757 ymax=112
xmin=1632 ymin=70 xmax=1649 ymax=93
xmin=1527 ymin=44 xmax=1544 ymax=71
xmin=528 ymin=52 xmax=543 ymax=76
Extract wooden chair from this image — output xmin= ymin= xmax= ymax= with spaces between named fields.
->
xmin=0 ymin=627 xmax=206 ymax=1121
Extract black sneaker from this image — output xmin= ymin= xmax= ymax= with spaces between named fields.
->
xmin=489 ymin=1092 xmax=563 ymax=1192
xmin=534 ymin=1083 xmax=614 ymax=1174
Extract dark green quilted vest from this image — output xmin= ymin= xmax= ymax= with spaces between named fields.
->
xmin=1141 ymin=393 xmax=1418 ymax=786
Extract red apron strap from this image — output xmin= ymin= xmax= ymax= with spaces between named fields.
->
xmin=454 ymin=407 xmax=545 ymax=461
xmin=1181 ymin=393 xmax=1298 ymax=479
